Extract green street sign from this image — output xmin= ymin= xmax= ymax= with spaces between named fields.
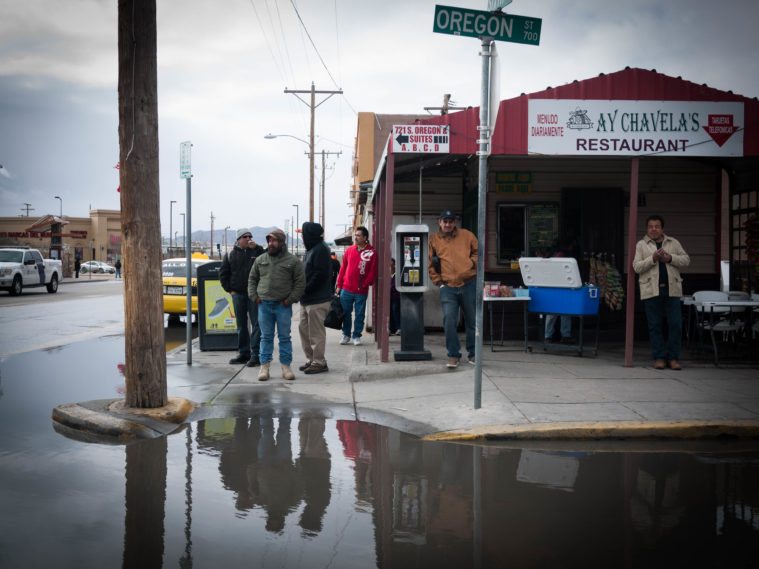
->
xmin=433 ymin=4 xmax=541 ymax=46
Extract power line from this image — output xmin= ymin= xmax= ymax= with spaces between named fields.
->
xmin=274 ymin=0 xmax=297 ymax=87
xmin=248 ymin=0 xmax=287 ymax=84
xmin=288 ymin=0 xmax=339 ymax=88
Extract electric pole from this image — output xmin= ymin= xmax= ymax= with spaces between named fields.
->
xmin=318 ymin=150 xmax=342 ymax=229
xmin=284 ymin=82 xmax=343 ymax=222
xmin=118 ymin=0 xmax=166 ymax=408
xmin=21 ymin=203 xmax=34 ymax=216
xmin=210 ymin=211 xmax=215 ymax=258
xmin=424 ymin=93 xmax=466 ymax=115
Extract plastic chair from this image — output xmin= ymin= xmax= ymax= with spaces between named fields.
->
xmin=693 ymin=291 xmax=743 ymax=365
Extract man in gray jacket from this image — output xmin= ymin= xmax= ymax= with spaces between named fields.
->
xmin=248 ymin=228 xmax=305 ymax=381
xmin=633 ymin=215 xmax=690 ymax=370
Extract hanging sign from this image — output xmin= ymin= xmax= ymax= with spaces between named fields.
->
xmin=527 ymin=100 xmax=744 ymax=157
xmin=180 ymin=141 xmax=192 ymax=179
xmin=392 ymin=125 xmax=450 ymax=154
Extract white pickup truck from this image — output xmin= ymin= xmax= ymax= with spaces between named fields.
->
xmin=0 ymin=247 xmax=63 ymax=296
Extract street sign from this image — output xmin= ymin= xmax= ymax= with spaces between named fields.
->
xmin=392 ymin=124 xmax=450 ymax=154
xmin=180 ymin=141 xmax=192 ymax=179
xmin=433 ymin=4 xmax=541 ymax=46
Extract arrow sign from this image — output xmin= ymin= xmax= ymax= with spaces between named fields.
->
xmin=392 ymin=125 xmax=450 ymax=154
xmin=433 ymin=4 xmax=541 ymax=46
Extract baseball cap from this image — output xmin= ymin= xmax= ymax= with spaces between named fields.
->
xmin=439 ymin=209 xmax=457 ymax=220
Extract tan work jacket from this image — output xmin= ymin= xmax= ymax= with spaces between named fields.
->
xmin=428 ymin=227 xmax=478 ymax=287
xmin=632 ymin=234 xmax=690 ymax=300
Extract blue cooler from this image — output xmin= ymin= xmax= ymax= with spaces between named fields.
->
xmin=527 ymin=285 xmax=600 ymax=315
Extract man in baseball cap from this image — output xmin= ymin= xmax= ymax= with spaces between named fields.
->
xmin=429 ymin=209 xmax=478 ymax=369
xmin=220 ymin=228 xmax=264 ymax=367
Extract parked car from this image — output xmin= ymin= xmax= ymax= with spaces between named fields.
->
xmin=80 ymin=261 xmax=116 ymax=274
xmin=162 ymin=254 xmax=211 ymax=321
xmin=0 ymin=247 xmax=62 ymax=295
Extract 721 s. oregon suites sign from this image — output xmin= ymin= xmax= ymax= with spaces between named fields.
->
xmin=392 ymin=124 xmax=450 ymax=154
xmin=527 ymin=100 xmax=744 ymax=157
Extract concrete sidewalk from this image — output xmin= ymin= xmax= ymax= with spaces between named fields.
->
xmin=164 ymin=308 xmax=759 ymax=440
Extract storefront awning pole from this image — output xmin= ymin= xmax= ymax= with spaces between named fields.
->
xmin=474 ymin=38 xmax=493 ymax=409
xmin=378 ymin=152 xmax=395 ymax=362
xmin=624 ymin=157 xmax=640 ymax=366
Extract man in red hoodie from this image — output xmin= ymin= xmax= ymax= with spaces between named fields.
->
xmin=335 ymin=226 xmax=377 ymax=346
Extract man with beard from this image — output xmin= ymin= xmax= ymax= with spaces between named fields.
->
xmin=248 ymin=228 xmax=305 ymax=381
xmin=298 ymin=222 xmax=333 ymax=375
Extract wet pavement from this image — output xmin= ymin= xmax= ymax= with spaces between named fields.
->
xmin=1 ymin=336 xmax=758 ymax=568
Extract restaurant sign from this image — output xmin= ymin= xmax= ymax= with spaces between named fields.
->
xmin=527 ymin=100 xmax=744 ymax=157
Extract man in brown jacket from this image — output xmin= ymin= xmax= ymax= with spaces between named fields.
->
xmin=428 ymin=209 xmax=478 ymax=368
xmin=632 ymin=215 xmax=690 ymax=370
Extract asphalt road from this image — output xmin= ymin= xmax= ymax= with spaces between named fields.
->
xmin=0 ymin=279 xmax=126 ymax=358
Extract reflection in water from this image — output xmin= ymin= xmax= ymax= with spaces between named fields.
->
xmin=123 ymin=436 xmax=167 ymax=569
xmin=200 ymin=416 xmax=332 ymax=536
xmin=1 ymin=332 xmax=757 ymax=569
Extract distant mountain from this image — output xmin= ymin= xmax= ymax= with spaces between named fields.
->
xmin=170 ymin=226 xmax=302 ymax=248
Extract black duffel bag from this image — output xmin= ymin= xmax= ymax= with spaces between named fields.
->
xmin=324 ymin=294 xmax=344 ymax=330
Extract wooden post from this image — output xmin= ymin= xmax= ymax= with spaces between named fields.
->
xmin=624 ymin=157 xmax=640 ymax=367
xmin=118 ymin=0 xmax=167 ymax=407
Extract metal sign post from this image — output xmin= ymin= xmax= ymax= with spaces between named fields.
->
xmin=433 ymin=3 xmax=541 ymax=409
xmin=180 ymin=141 xmax=193 ymax=365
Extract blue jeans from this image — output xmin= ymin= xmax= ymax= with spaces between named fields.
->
xmin=643 ymin=294 xmax=683 ymax=360
xmin=233 ymin=293 xmax=260 ymax=357
xmin=545 ymin=314 xmax=572 ymax=340
xmin=440 ymin=280 xmax=476 ymax=358
xmin=340 ymin=290 xmax=367 ymax=339
xmin=258 ymin=300 xmax=293 ymax=365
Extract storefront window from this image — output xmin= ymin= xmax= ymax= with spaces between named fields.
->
xmin=497 ymin=203 xmax=559 ymax=266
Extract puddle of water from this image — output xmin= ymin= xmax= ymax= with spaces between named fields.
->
xmin=1 ymin=338 xmax=758 ymax=568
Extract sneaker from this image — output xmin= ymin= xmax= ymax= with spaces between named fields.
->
xmin=304 ymin=362 xmax=329 ymax=375
xmin=229 ymin=353 xmax=250 ymax=365
xmin=257 ymin=363 xmax=270 ymax=381
xmin=281 ymin=364 xmax=295 ymax=381
xmin=339 ymin=335 xmax=351 ymax=345
xmin=298 ymin=360 xmax=312 ymax=372
xmin=446 ymin=357 xmax=460 ymax=369
xmin=352 ymin=337 xmax=362 ymax=346
xmin=467 ymin=355 xmax=475 ymax=365
xmin=246 ymin=355 xmax=260 ymax=367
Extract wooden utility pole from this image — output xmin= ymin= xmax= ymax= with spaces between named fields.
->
xmin=283 ymin=83 xmax=342 ymax=222
xmin=318 ymin=149 xmax=341 ymax=228
xmin=210 ymin=211 xmax=215 ymax=258
xmin=118 ymin=0 xmax=167 ymax=408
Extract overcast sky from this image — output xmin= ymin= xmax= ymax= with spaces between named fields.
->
xmin=1 ymin=0 xmax=757 ymax=241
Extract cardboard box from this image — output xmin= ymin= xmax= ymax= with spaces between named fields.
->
xmin=528 ymin=286 xmax=600 ymax=315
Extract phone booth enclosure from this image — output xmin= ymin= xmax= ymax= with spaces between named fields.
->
xmin=395 ymin=224 xmax=430 ymax=293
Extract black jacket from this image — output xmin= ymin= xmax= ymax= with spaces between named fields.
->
xmin=301 ymin=222 xmax=333 ymax=306
xmin=220 ymin=243 xmax=264 ymax=293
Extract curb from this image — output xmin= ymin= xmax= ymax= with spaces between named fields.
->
xmin=52 ymin=397 xmax=197 ymax=441
xmin=422 ymin=420 xmax=759 ymax=441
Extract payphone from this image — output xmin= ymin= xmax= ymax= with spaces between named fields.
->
xmin=394 ymin=225 xmax=431 ymax=361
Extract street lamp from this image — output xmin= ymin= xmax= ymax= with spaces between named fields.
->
xmin=223 ymin=225 xmax=230 ymax=255
xmin=179 ymin=213 xmax=186 ymax=248
xmin=54 ymin=195 xmax=62 ymax=217
xmin=169 ymin=200 xmax=177 ymax=250
xmin=266 ymin=133 xmax=314 ymax=222
xmin=292 ymin=204 xmax=299 ymax=256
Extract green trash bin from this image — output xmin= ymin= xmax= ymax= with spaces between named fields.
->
xmin=197 ymin=261 xmax=238 ymax=351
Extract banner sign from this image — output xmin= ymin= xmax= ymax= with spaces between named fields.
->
xmin=203 ymin=281 xmax=237 ymax=334
xmin=392 ymin=124 xmax=450 ymax=154
xmin=527 ymin=100 xmax=744 ymax=157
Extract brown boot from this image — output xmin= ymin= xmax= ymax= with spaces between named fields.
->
xmin=281 ymin=364 xmax=295 ymax=381
xmin=257 ymin=363 xmax=270 ymax=382
xmin=654 ymin=359 xmax=666 ymax=370
xmin=668 ymin=359 xmax=682 ymax=370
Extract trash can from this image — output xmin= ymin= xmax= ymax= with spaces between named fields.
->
xmin=197 ymin=261 xmax=238 ymax=351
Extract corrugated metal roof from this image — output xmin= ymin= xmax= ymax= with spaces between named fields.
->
xmin=417 ymin=67 xmax=759 ymax=157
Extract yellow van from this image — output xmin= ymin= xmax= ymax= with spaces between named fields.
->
xmin=162 ymin=253 xmax=210 ymax=320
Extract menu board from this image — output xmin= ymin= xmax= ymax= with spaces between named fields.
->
xmin=528 ymin=204 xmax=559 ymax=251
